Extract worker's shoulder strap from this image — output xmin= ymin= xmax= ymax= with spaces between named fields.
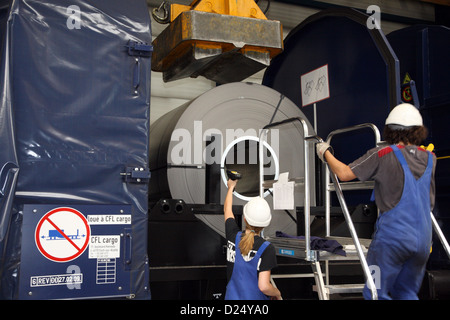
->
xmin=254 ymin=240 xmax=270 ymax=260
xmin=391 ymin=144 xmax=434 ymax=178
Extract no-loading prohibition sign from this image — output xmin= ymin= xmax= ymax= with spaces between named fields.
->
xmin=35 ymin=207 xmax=91 ymax=262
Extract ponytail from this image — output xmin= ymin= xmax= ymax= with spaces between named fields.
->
xmin=239 ymin=226 xmax=263 ymax=256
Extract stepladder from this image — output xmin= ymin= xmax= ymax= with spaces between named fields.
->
xmin=263 ymin=120 xmax=450 ymax=300
xmin=261 ymin=120 xmax=379 ymax=300
xmin=320 ymin=124 xmax=450 ymax=299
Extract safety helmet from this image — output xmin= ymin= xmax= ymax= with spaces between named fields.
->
xmin=385 ymin=103 xmax=423 ymax=128
xmin=243 ymin=197 xmax=272 ymax=227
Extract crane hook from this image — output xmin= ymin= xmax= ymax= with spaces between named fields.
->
xmin=152 ymin=1 xmax=171 ymax=24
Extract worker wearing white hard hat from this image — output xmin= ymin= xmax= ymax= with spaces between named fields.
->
xmin=385 ymin=102 xmax=423 ymax=127
xmin=223 ymin=178 xmax=281 ymax=300
xmin=316 ymin=103 xmax=436 ymax=300
xmin=243 ymin=197 xmax=272 ymax=227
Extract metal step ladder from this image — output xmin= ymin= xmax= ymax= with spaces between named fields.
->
xmin=320 ymin=124 xmax=450 ymax=299
xmin=261 ymin=119 xmax=450 ymax=300
xmin=259 ymin=119 xmax=379 ymax=300
xmin=316 ymin=123 xmax=382 ymax=300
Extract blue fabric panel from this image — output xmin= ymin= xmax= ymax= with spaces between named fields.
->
xmin=0 ymin=0 xmax=152 ymax=299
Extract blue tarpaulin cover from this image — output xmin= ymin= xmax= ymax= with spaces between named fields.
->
xmin=0 ymin=0 xmax=152 ymax=299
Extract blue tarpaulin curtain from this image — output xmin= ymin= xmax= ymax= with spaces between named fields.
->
xmin=0 ymin=0 xmax=152 ymax=299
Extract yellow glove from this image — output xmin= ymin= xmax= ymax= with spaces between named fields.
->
xmin=420 ymin=143 xmax=434 ymax=152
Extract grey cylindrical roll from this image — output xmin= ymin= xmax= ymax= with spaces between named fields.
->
xmin=149 ymin=82 xmax=316 ymax=237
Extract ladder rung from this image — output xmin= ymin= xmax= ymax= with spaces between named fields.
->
xmin=327 ymin=181 xmax=374 ymax=191
xmin=263 ymin=177 xmax=304 ymax=188
xmin=325 ymin=284 xmax=365 ymax=294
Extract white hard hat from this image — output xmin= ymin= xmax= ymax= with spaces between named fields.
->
xmin=243 ymin=197 xmax=272 ymax=227
xmin=385 ymin=103 xmax=423 ymax=128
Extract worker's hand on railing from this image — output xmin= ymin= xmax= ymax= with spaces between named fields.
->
xmin=316 ymin=142 xmax=334 ymax=162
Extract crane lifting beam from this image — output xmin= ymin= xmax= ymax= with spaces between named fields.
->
xmin=151 ymin=0 xmax=283 ymax=84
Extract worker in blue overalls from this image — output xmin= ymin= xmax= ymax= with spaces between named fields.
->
xmin=224 ymin=178 xmax=282 ymax=300
xmin=316 ymin=103 xmax=436 ymax=300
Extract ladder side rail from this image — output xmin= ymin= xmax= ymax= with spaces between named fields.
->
xmin=311 ymin=261 xmax=328 ymax=300
xmin=323 ymin=123 xmax=381 ymax=300
xmin=260 ymin=117 xmax=322 ymax=261
xmin=328 ymin=170 xmax=378 ymax=300
xmin=325 ymin=164 xmax=331 ymax=237
xmin=431 ymin=212 xmax=450 ymax=259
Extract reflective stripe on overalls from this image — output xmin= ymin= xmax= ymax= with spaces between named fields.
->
xmin=225 ymin=232 xmax=270 ymax=300
xmin=363 ymin=145 xmax=433 ymax=300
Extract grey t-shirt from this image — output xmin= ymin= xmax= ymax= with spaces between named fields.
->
xmin=349 ymin=144 xmax=436 ymax=213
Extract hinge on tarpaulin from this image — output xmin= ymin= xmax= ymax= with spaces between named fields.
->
xmin=125 ymin=40 xmax=153 ymax=94
xmin=125 ymin=40 xmax=153 ymax=57
xmin=121 ymin=166 xmax=151 ymax=183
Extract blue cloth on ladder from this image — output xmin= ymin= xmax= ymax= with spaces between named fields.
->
xmin=276 ymin=231 xmax=346 ymax=256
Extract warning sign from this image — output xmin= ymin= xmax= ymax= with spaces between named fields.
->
xmin=401 ymin=72 xmax=413 ymax=103
xmin=300 ymin=64 xmax=330 ymax=107
xmin=402 ymin=72 xmax=412 ymax=84
xmin=35 ymin=207 xmax=91 ymax=263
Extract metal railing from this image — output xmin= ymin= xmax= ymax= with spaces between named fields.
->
xmin=260 ymin=118 xmax=450 ymax=300
xmin=324 ymin=123 xmax=381 ymax=300
xmin=259 ymin=119 xmax=378 ymax=299
xmin=324 ymin=123 xmax=381 ymax=236
xmin=431 ymin=213 xmax=450 ymax=259
xmin=259 ymin=116 xmax=320 ymax=260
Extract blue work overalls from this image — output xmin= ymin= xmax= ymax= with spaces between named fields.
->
xmin=363 ymin=145 xmax=433 ymax=300
xmin=225 ymin=232 xmax=270 ymax=300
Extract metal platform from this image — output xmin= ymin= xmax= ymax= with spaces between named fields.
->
xmin=268 ymin=236 xmax=371 ymax=261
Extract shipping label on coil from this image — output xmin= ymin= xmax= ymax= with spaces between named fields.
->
xmin=300 ymin=64 xmax=330 ymax=107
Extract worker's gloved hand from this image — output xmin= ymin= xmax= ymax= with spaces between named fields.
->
xmin=316 ymin=142 xmax=333 ymax=162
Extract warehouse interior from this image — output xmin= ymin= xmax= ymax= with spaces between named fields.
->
xmin=148 ymin=0 xmax=447 ymax=124
xmin=0 ymin=0 xmax=449 ymax=302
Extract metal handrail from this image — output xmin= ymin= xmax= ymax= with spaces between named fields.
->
xmin=431 ymin=213 xmax=450 ymax=259
xmin=259 ymin=116 xmax=321 ymax=260
xmin=324 ymin=123 xmax=381 ymax=300
xmin=324 ymin=123 xmax=381 ymax=236
xmin=327 ymin=170 xmax=378 ymax=300
xmin=325 ymin=123 xmax=381 ymax=146
xmin=259 ymin=120 xmax=379 ymax=299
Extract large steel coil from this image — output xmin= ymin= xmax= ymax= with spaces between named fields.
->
xmin=149 ymin=82 xmax=316 ymax=237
